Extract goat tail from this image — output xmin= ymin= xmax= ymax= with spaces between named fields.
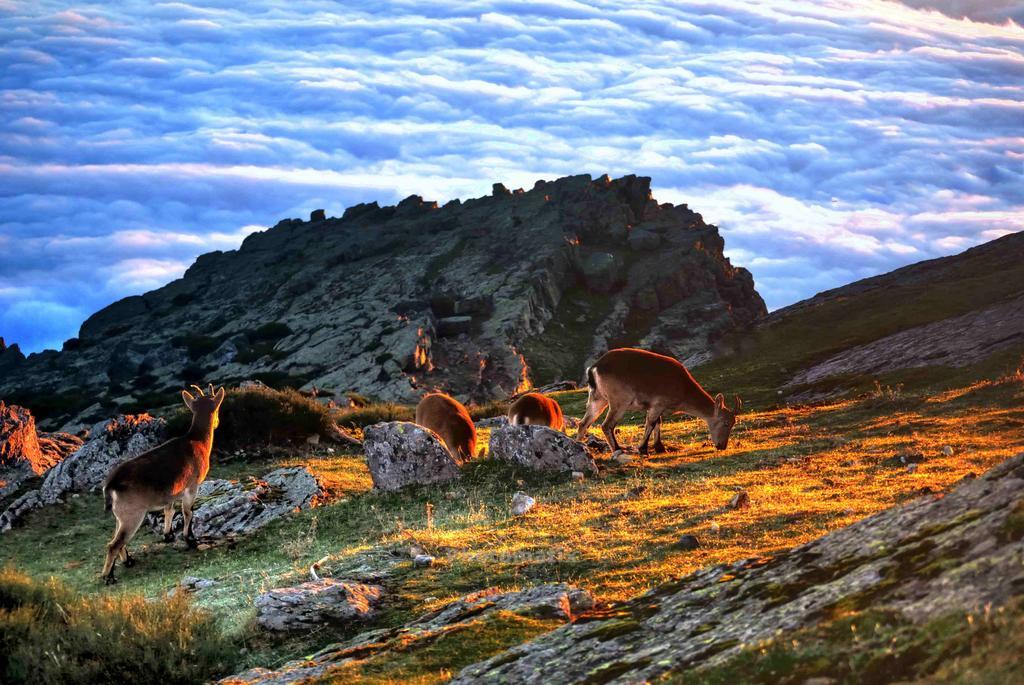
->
xmin=103 ymin=485 xmax=113 ymax=512
xmin=586 ymin=364 xmax=597 ymax=391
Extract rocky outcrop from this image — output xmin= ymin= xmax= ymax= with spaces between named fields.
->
xmin=0 ymin=403 xmax=42 ymax=472
xmin=0 ymin=174 xmax=765 ymax=430
xmin=452 ymin=453 xmax=1024 ymax=684
xmin=254 ymin=579 xmax=383 ymax=632
xmin=0 ymin=414 xmax=164 ymax=532
xmin=363 ymin=422 xmax=463 ymax=491
xmin=222 ymin=583 xmax=593 ymax=684
xmin=787 ymin=292 xmax=1024 ymax=388
xmin=39 ymin=414 xmax=165 ymax=503
xmin=146 ymin=466 xmax=321 ymax=542
xmin=489 ymin=424 xmax=597 ymax=475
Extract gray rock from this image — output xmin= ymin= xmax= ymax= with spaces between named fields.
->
xmin=511 ymin=491 xmax=536 ymax=516
xmin=254 ymin=578 xmax=383 ymax=632
xmin=579 ymin=251 xmax=624 ymax=293
xmin=474 ymin=415 xmax=508 ymax=429
xmin=628 ymin=227 xmax=661 ymax=251
xmin=363 ymin=422 xmax=462 ymax=491
xmin=413 ymin=554 xmax=435 ymax=568
xmin=676 ymin=534 xmax=701 ymax=551
xmin=489 ymin=424 xmax=597 ymax=475
xmin=147 ymin=466 xmax=321 ymax=542
xmin=452 ymin=453 xmax=1024 ymax=684
xmin=222 ymin=583 xmax=591 ymax=684
xmin=0 ymin=414 xmax=164 ymax=533
xmin=436 ymin=316 xmax=474 ymax=337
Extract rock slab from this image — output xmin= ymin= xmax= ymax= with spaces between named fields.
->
xmin=489 ymin=424 xmax=597 ymax=475
xmin=255 ymin=578 xmax=383 ymax=632
xmin=148 ymin=466 xmax=321 ymax=542
xmin=363 ymin=421 xmax=462 ymax=491
xmin=222 ymin=583 xmax=592 ymax=684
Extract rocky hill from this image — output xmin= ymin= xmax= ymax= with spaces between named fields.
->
xmin=0 ymin=174 xmax=765 ymax=430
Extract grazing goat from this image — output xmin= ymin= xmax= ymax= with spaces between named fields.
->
xmin=576 ymin=348 xmax=741 ymax=455
xmin=100 ymin=384 xmax=225 ymax=584
xmin=415 ymin=392 xmax=476 ymax=462
xmin=508 ymin=392 xmax=565 ymax=431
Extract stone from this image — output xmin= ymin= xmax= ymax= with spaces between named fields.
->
xmin=628 ymin=227 xmax=661 ymax=251
xmin=310 ymin=209 xmax=326 ymax=222
xmin=0 ymin=403 xmax=42 ymax=472
xmin=511 ymin=491 xmax=535 ymax=516
xmin=413 ymin=554 xmax=435 ymax=568
xmin=436 ymin=315 xmax=474 ymax=337
xmin=221 ymin=584 xmax=592 ymax=684
xmin=362 ymin=422 xmax=463 ymax=491
xmin=676 ymin=534 xmax=701 ymax=551
xmin=570 ymin=471 xmax=585 ymax=482
xmin=453 ymin=453 xmax=1024 ymax=684
xmin=579 ymin=251 xmax=624 ymax=293
xmin=489 ymin=424 xmax=597 ymax=475
xmin=254 ymin=578 xmax=383 ymax=632
xmin=728 ymin=491 xmax=750 ymax=509
xmin=942 ymin=445 xmax=955 ymax=457
xmin=613 ymin=451 xmax=634 ymax=465
xmin=147 ymin=466 xmax=320 ymax=542
xmin=169 ymin=576 xmax=218 ymax=596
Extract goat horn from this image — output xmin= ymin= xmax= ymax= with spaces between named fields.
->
xmin=190 ymin=384 xmax=206 ymax=397
xmin=207 ymin=383 xmax=215 ymax=397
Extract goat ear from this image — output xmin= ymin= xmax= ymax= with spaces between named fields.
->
xmin=181 ymin=390 xmax=196 ymax=410
xmin=714 ymin=392 xmax=726 ymax=410
xmin=734 ymin=395 xmax=743 ymax=413
xmin=213 ymin=386 xmax=226 ymax=408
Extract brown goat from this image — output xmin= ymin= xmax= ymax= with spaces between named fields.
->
xmin=415 ymin=392 xmax=476 ymax=462
xmin=508 ymin=392 xmax=565 ymax=431
xmin=100 ymin=384 xmax=225 ymax=584
xmin=576 ymin=348 xmax=741 ymax=454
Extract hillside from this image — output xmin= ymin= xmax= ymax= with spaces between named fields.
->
xmin=2 ymin=228 xmax=1023 ymax=684
xmin=0 ymin=174 xmax=765 ymax=431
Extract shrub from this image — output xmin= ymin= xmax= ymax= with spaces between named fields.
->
xmin=167 ymin=385 xmax=335 ymax=449
xmin=0 ymin=568 xmax=235 ymax=684
xmin=335 ymin=402 xmax=414 ymax=428
xmin=467 ymin=399 xmax=509 ymax=421
xmin=172 ymin=333 xmax=222 ymax=361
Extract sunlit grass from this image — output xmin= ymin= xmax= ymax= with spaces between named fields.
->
xmin=1 ymin=359 xmax=1022 ymax=679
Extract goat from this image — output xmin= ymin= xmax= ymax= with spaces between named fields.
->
xmin=415 ymin=392 xmax=476 ymax=462
xmin=507 ymin=392 xmax=565 ymax=431
xmin=100 ymin=384 xmax=225 ymax=584
xmin=576 ymin=348 xmax=741 ymax=455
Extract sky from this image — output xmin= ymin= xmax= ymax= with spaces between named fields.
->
xmin=1 ymin=1 xmax=1022 ymax=354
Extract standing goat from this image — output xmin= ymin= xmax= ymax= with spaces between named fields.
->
xmin=507 ymin=392 xmax=565 ymax=431
xmin=415 ymin=392 xmax=476 ymax=462
xmin=100 ymin=384 xmax=226 ymax=584
xmin=576 ymin=348 xmax=741 ymax=455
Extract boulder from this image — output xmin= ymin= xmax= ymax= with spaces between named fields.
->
xmin=147 ymin=466 xmax=321 ymax=542
xmin=489 ymin=424 xmax=597 ymax=475
xmin=579 ymin=251 xmax=624 ymax=293
xmin=310 ymin=209 xmax=326 ymax=222
xmin=0 ymin=403 xmax=42 ymax=472
xmin=363 ymin=422 xmax=462 ymax=491
xmin=511 ymin=491 xmax=536 ymax=516
xmin=254 ymin=578 xmax=383 ymax=632
xmin=436 ymin=315 xmax=474 ymax=337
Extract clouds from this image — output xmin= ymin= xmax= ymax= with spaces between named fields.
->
xmin=1 ymin=0 xmax=1022 ymax=352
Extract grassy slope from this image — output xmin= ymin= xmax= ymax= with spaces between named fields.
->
xmin=3 ymin=234 xmax=1024 ymax=682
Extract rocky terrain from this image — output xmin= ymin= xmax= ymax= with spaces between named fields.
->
xmin=0 ymin=174 xmax=765 ymax=430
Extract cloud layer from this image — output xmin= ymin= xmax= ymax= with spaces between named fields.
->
xmin=1 ymin=0 xmax=1022 ymax=352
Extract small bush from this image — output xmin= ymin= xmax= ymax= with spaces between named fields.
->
xmin=0 ymin=567 xmax=235 ymax=684
xmin=167 ymin=385 xmax=335 ymax=449
xmin=467 ymin=399 xmax=509 ymax=421
xmin=336 ymin=402 xmax=414 ymax=428
xmin=172 ymin=333 xmax=222 ymax=361
xmin=249 ymin=322 xmax=292 ymax=342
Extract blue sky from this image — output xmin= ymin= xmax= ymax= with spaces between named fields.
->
xmin=1 ymin=1 xmax=1022 ymax=353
